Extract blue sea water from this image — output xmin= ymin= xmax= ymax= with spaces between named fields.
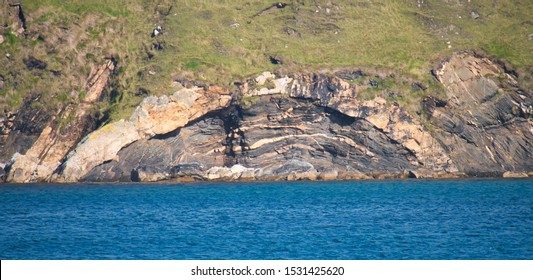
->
xmin=0 ymin=179 xmax=532 ymax=260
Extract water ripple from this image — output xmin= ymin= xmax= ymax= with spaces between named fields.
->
xmin=0 ymin=179 xmax=532 ymax=259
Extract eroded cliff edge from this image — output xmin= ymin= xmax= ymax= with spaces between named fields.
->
xmin=3 ymin=52 xmax=533 ymax=182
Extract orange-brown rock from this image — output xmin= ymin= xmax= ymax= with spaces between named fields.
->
xmin=7 ymin=60 xmax=114 ymax=183
xmin=55 ymin=85 xmax=232 ymax=182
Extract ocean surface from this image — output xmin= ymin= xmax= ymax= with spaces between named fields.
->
xmin=0 ymin=179 xmax=532 ymax=260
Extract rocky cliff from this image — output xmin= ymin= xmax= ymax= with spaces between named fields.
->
xmin=1 ymin=52 xmax=532 ymax=182
xmin=7 ymin=60 xmax=115 ymax=183
xmin=425 ymin=53 xmax=533 ymax=176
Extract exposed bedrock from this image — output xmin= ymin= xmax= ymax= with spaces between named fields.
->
xmin=62 ymin=53 xmax=533 ymax=182
xmin=6 ymin=60 xmax=115 ymax=183
xmin=84 ymin=96 xmax=425 ymax=182
xmin=3 ymin=52 xmax=532 ymax=182
xmin=54 ymin=86 xmax=232 ymax=182
xmin=425 ymin=53 xmax=533 ymax=176
xmin=287 ymin=73 xmax=457 ymax=177
xmin=82 ymin=53 xmax=530 ymax=182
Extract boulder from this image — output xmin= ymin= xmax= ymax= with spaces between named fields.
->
xmin=318 ymin=168 xmax=338 ymax=180
xmin=273 ymin=160 xmax=318 ymax=181
xmin=205 ymin=165 xmax=258 ymax=180
xmin=229 ymin=164 xmax=257 ymax=180
xmin=502 ymin=171 xmax=528 ymax=178
xmin=247 ymin=72 xmax=293 ymax=97
xmin=151 ymin=26 xmax=162 ymax=37
xmin=131 ymin=166 xmax=170 ymax=182
xmin=206 ymin=166 xmax=233 ymax=180
xmin=170 ymin=163 xmax=205 ymax=179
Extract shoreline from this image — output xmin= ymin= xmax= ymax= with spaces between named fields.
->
xmin=1 ymin=173 xmax=531 ymax=185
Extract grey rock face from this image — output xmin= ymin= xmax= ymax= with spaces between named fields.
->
xmin=82 ymin=116 xmax=227 ymax=182
xmin=84 ymin=94 xmax=427 ymax=181
xmin=427 ymin=53 xmax=533 ymax=176
xmin=235 ymin=96 xmax=419 ymax=179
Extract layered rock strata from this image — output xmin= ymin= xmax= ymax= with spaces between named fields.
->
xmin=53 ymin=86 xmax=232 ymax=182
xmin=3 ymin=53 xmax=532 ymax=182
xmin=7 ymin=60 xmax=115 ymax=182
xmin=73 ymin=54 xmax=532 ymax=182
xmin=425 ymin=53 xmax=533 ymax=176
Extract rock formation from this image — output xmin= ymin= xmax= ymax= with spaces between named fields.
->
xmin=424 ymin=53 xmax=533 ymax=176
xmin=7 ymin=60 xmax=115 ymax=183
xmin=53 ymin=86 xmax=232 ymax=182
xmin=3 ymin=52 xmax=532 ymax=182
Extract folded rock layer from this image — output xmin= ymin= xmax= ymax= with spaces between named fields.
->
xmin=4 ymin=53 xmax=533 ymax=182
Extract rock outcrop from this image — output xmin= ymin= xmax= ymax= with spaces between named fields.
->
xmin=3 ymin=52 xmax=532 ymax=182
xmin=7 ymin=60 xmax=115 ymax=183
xmin=1 ymin=1 xmax=26 ymax=37
xmin=425 ymin=53 xmax=533 ymax=176
xmin=288 ymin=73 xmax=457 ymax=177
xmin=82 ymin=115 xmax=228 ymax=182
xmin=54 ymin=86 xmax=232 ymax=182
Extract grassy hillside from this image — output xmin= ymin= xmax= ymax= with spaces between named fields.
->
xmin=1 ymin=0 xmax=532 ymax=121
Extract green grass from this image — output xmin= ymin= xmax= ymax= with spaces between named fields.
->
xmin=25 ymin=0 xmax=130 ymax=17
xmin=1 ymin=0 xmax=532 ymax=120
xmin=2 ymin=28 xmax=18 ymax=45
xmin=184 ymin=60 xmax=201 ymax=70
xmin=136 ymin=0 xmax=531 ymax=82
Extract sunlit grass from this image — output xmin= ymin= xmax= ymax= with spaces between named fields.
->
xmin=2 ymin=0 xmax=532 ymax=119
